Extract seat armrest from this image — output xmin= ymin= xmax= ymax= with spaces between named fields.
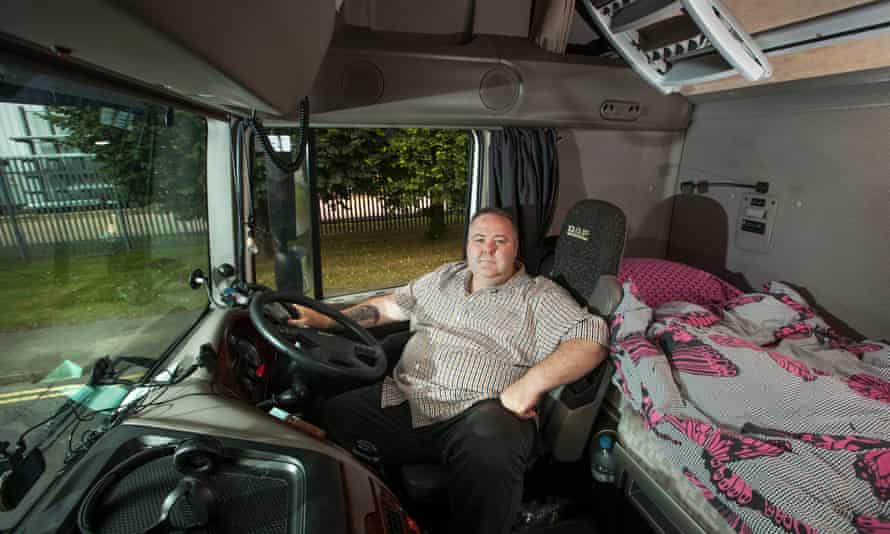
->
xmin=541 ymin=359 xmax=615 ymax=462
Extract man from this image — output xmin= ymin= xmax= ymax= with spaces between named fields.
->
xmin=291 ymin=208 xmax=608 ymax=534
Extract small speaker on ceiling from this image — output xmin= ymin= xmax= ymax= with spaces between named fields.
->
xmin=341 ymin=60 xmax=384 ymax=107
xmin=479 ymin=66 xmax=521 ymax=113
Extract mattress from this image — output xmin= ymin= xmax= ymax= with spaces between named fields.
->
xmin=616 ymin=396 xmax=733 ymax=534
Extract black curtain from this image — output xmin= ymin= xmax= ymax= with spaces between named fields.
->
xmin=488 ymin=128 xmax=559 ymax=275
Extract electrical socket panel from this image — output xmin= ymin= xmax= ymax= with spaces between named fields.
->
xmin=735 ymin=194 xmax=777 ymax=253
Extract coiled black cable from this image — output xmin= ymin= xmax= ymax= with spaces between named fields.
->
xmin=246 ymin=97 xmax=309 ymax=173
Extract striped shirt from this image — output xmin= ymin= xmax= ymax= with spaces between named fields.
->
xmin=382 ymin=261 xmax=609 ymax=427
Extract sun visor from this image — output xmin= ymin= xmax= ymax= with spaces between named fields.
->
xmin=0 ymin=1 xmax=336 ymax=117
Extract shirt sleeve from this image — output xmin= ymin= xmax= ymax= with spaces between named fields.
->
xmin=393 ymin=282 xmax=417 ymax=314
xmin=561 ymin=314 xmax=609 ymax=348
xmin=531 ymin=281 xmax=610 ymax=361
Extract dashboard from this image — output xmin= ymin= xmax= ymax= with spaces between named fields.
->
xmin=11 ymin=309 xmax=417 ymax=534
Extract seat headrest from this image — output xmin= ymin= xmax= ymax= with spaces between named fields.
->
xmin=549 ymin=200 xmax=626 ymax=314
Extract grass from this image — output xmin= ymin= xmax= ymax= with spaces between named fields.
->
xmin=0 ymin=240 xmax=209 ymax=331
xmin=256 ymin=224 xmax=465 ymax=296
xmin=2 ymin=226 xmax=465 ymax=331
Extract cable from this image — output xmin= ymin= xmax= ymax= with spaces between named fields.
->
xmin=15 ymin=409 xmax=66 ymax=451
xmin=56 ymin=363 xmax=205 ymax=467
xmin=5 ymin=381 xmax=60 ymax=452
xmin=17 ymin=361 xmax=201 ymax=455
xmin=246 ymin=98 xmax=310 ymax=174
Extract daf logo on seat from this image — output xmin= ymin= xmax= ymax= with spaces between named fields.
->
xmin=567 ymin=225 xmax=590 ymax=241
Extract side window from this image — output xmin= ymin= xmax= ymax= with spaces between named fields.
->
xmin=315 ymin=127 xmax=470 ymax=297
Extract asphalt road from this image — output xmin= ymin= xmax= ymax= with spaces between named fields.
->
xmin=0 ymin=309 xmax=202 ymax=385
xmin=0 ymin=309 xmax=201 ymax=475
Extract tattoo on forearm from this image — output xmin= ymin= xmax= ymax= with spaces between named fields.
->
xmin=346 ymin=305 xmax=380 ymax=325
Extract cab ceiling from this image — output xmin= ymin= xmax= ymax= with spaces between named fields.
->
xmin=0 ymin=0 xmax=878 ymax=123
xmin=0 ymin=0 xmax=691 ymax=128
xmin=0 ymin=0 xmax=336 ymax=117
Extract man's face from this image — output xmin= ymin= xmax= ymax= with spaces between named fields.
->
xmin=466 ymin=213 xmax=519 ymax=287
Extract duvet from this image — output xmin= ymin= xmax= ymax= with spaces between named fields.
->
xmin=611 ymin=281 xmax=890 ymax=534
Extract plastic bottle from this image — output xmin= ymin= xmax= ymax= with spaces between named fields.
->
xmin=591 ymin=434 xmax=616 ymax=484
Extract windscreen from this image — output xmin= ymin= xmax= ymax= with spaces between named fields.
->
xmin=0 ymin=61 xmax=210 ymax=524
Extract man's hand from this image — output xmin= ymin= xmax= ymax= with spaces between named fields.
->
xmin=287 ymin=304 xmax=335 ymax=329
xmin=500 ymin=338 xmax=607 ymax=420
xmin=500 ymin=380 xmax=543 ymax=419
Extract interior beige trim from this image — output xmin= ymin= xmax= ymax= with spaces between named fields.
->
xmin=681 ymin=1 xmax=884 ymax=94
xmin=682 ymin=33 xmax=890 ymax=95
xmin=722 ymin=0 xmax=875 ymax=34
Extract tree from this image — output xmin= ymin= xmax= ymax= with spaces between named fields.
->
xmin=314 ymin=127 xmax=468 ymax=238
xmin=47 ymin=110 xmax=467 ymax=240
xmin=382 ymin=128 xmax=468 ymax=238
xmin=313 ymin=128 xmax=390 ymax=204
xmin=44 ymin=106 xmax=207 ymax=220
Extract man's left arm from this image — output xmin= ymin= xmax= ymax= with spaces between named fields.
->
xmin=500 ymin=338 xmax=607 ymax=419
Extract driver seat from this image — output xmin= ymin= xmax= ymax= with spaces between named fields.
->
xmin=399 ymin=199 xmax=627 ymax=502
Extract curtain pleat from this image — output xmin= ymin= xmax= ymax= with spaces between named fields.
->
xmin=488 ymin=128 xmax=559 ymax=275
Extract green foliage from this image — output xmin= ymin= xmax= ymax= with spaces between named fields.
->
xmin=314 ymin=128 xmax=390 ymax=205
xmin=314 ymin=128 xmax=468 ymax=221
xmin=43 ymin=107 xmax=207 ymax=220
xmin=44 ymin=112 xmax=465 ymax=236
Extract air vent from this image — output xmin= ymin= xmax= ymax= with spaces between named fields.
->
xmin=581 ymin=0 xmax=771 ymax=93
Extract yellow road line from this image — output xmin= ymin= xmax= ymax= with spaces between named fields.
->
xmin=0 ymin=390 xmax=74 ymax=406
xmin=0 ymin=373 xmax=143 ymax=400
xmin=0 ymin=384 xmax=80 ymax=400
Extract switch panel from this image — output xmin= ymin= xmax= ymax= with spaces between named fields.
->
xmin=735 ymin=194 xmax=777 ymax=253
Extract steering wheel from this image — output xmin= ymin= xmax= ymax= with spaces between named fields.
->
xmin=248 ymin=291 xmax=387 ymax=383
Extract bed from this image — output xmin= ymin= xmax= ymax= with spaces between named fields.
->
xmin=605 ymin=258 xmax=890 ymax=534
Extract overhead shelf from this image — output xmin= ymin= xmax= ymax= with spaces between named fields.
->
xmin=581 ymin=0 xmax=772 ymax=93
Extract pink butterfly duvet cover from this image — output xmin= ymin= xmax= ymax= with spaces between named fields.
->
xmin=611 ymin=279 xmax=890 ymax=534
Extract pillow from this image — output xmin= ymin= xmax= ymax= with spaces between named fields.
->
xmin=617 ymin=258 xmax=742 ymax=309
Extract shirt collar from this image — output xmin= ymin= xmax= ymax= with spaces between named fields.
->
xmin=461 ymin=261 xmax=529 ymax=294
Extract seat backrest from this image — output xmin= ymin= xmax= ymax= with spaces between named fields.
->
xmin=549 ymin=199 xmax=626 ymax=315
xmin=540 ymin=199 xmax=626 ymax=462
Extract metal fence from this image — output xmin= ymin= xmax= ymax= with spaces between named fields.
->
xmin=0 ymin=155 xmax=465 ymax=259
xmin=318 ymin=193 xmax=464 ymax=235
xmin=0 ymin=155 xmax=208 ymax=259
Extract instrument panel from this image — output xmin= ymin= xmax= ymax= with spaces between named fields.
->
xmin=217 ymin=311 xmax=279 ymax=404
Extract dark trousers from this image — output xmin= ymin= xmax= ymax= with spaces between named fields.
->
xmin=323 ymin=383 xmax=537 ymax=534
